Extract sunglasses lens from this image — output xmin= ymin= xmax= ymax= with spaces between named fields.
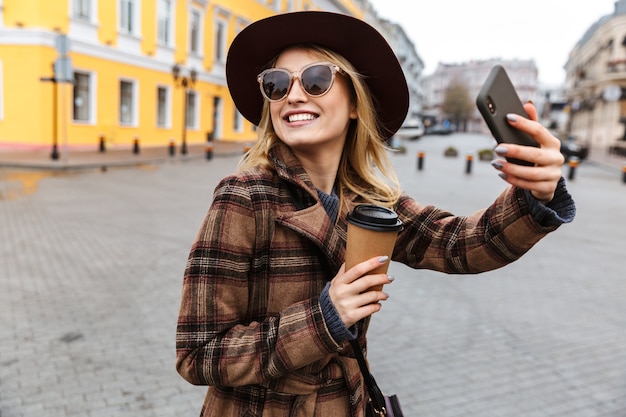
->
xmin=301 ymin=65 xmax=333 ymax=96
xmin=262 ymin=70 xmax=290 ymax=101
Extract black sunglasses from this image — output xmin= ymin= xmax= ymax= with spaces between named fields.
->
xmin=256 ymin=62 xmax=344 ymax=102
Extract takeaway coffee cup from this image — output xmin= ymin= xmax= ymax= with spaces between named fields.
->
xmin=345 ymin=204 xmax=403 ymax=291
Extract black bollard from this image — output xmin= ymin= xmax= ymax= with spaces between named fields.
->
xmin=417 ymin=151 xmax=425 ymax=171
xmin=169 ymin=140 xmax=176 ymax=157
xmin=133 ymin=136 xmax=140 ymax=154
xmin=465 ymin=154 xmax=473 ymax=174
xmin=567 ymin=157 xmax=579 ymax=180
xmin=206 ymin=144 xmax=214 ymax=160
xmin=99 ymin=134 xmax=106 ymax=153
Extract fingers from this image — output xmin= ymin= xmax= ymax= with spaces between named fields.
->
xmin=498 ymin=109 xmax=564 ymax=168
xmin=339 ymin=255 xmax=390 ymax=285
xmin=491 ymin=148 xmax=563 ymax=202
xmin=493 ymin=141 xmax=563 ymax=168
xmin=490 ymin=107 xmax=565 ymax=202
xmin=504 ymin=113 xmax=560 ymax=151
xmin=523 ymin=102 xmax=538 ymax=121
xmin=334 ymin=289 xmax=389 ymax=328
xmin=329 ymin=256 xmax=395 ymax=328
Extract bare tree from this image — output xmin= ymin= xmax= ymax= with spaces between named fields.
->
xmin=442 ymin=82 xmax=473 ymax=131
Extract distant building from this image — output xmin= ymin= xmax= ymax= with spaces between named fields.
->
xmin=535 ymin=84 xmax=569 ymax=133
xmin=420 ymin=59 xmax=538 ymax=133
xmin=564 ymin=0 xmax=626 ymax=152
xmin=360 ymin=1 xmax=425 ymax=125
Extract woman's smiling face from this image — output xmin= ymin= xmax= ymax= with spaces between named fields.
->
xmin=269 ymin=47 xmax=357 ymax=155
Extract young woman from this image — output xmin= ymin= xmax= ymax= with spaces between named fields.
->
xmin=176 ymin=11 xmax=575 ymax=417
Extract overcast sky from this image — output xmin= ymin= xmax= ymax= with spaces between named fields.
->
xmin=368 ymin=0 xmax=617 ymax=85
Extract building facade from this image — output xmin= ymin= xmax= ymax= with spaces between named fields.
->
xmin=420 ymin=59 xmax=538 ymax=133
xmin=564 ymin=0 xmax=626 ymax=152
xmin=0 ymin=0 xmax=365 ymax=152
xmin=359 ymin=1 xmax=425 ymax=124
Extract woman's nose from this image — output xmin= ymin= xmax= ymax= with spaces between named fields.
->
xmin=286 ymin=77 xmax=308 ymax=103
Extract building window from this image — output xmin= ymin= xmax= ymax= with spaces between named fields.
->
xmin=73 ymin=72 xmax=91 ymax=122
xmin=186 ymin=90 xmax=197 ymax=129
xmin=189 ymin=9 xmax=201 ymax=54
xmin=214 ymin=19 xmax=226 ymax=63
xmin=234 ymin=108 xmax=243 ymax=133
xmin=119 ymin=80 xmax=135 ymax=125
xmin=120 ymin=0 xmax=135 ymax=34
xmin=73 ymin=0 xmax=91 ymax=20
xmin=157 ymin=0 xmax=172 ymax=45
xmin=157 ymin=86 xmax=169 ymax=127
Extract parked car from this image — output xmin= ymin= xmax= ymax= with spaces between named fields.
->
xmin=559 ymin=136 xmax=589 ymax=162
xmin=396 ymin=119 xmax=425 ymax=140
xmin=425 ymin=124 xmax=454 ymax=135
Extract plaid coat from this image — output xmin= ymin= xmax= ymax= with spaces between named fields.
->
xmin=176 ymin=142 xmax=559 ymax=417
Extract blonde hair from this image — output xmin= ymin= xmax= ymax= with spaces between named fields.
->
xmin=238 ymin=45 xmax=402 ymax=209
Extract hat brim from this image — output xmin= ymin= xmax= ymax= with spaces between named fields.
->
xmin=226 ymin=11 xmax=409 ymax=138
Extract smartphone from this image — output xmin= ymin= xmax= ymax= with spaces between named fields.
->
xmin=476 ymin=65 xmax=538 ymax=166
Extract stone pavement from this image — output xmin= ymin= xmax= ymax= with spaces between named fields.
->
xmin=0 ymin=141 xmax=252 ymax=171
xmin=1 ymin=134 xmax=625 ymax=417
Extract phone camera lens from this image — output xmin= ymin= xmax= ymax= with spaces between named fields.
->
xmin=487 ymin=97 xmax=495 ymax=114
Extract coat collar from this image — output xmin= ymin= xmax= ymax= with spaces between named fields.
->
xmin=269 ymin=142 xmax=358 ymax=275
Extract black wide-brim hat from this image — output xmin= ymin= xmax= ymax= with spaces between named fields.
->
xmin=226 ymin=11 xmax=409 ymax=139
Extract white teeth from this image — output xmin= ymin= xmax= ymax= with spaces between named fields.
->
xmin=287 ymin=113 xmax=316 ymax=122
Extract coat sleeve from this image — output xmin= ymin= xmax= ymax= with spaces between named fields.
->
xmin=393 ymin=185 xmax=561 ymax=273
xmin=175 ymin=175 xmax=340 ymax=388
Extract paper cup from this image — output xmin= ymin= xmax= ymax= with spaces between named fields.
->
xmin=345 ymin=204 xmax=403 ymax=291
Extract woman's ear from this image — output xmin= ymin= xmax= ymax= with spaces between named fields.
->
xmin=349 ymin=104 xmax=358 ymax=120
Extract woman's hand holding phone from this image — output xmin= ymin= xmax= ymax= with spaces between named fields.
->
xmin=477 ymin=65 xmax=564 ymax=204
xmin=491 ymin=102 xmax=564 ymax=203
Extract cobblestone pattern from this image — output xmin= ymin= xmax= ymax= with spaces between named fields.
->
xmin=1 ymin=135 xmax=625 ymax=417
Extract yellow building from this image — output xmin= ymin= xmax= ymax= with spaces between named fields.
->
xmin=0 ymin=0 xmax=364 ymax=154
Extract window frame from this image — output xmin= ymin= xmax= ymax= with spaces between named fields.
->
xmin=157 ymin=0 xmax=174 ymax=46
xmin=119 ymin=0 xmax=140 ymax=35
xmin=233 ymin=107 xmax=243 ymax=133
xmin=213 ymin=17 xmax=227 ymax=64
xmin=72 ymin=0 xmax=92 ymax=20
xmin=185 ymin=89 xmax=198 ymax=130
xmin=189 ymin=7 xmax=203 ymax=55
xmin=156 ymin=85 xmax=171 ymax=128
xmin=72 ymin=71 xmax=94 ymax=124
xmin=119 ymin=78 xmax=138 ymax=126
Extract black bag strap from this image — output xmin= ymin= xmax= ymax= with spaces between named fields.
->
xmin=350 ymin=339 xmax=387 ymax=416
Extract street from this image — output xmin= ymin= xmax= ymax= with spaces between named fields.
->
xmin=1 ymin=133 xmax=625 ymax=417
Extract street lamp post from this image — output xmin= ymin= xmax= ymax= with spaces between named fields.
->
xmin=172 ymin=65 xmax=197 ymax=155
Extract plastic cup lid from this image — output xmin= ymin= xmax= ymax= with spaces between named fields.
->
xmin=347 ymin=204 xmax=403 ymax=232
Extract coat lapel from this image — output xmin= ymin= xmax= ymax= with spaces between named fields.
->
xmin=271 ymin=143 xmax=354 ymax=275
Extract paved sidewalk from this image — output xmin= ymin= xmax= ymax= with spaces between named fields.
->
xmin=0 ymin=141 xmax=252 ymax=170
xmin=1 ymin=133 xmax=625 ymax=417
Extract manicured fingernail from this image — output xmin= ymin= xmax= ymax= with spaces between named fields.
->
xmin=498 ymin=172 xmax=508 ymax=180
xmin=378 ymin=256 xmax=389 ymax=263
xmin=494 ymin=146 xmax=508 ymax=155
xmin=506 ymin=114 xmax=518 ymax=122
xmin=491 ymin=160 xmax=503 ymax=170
xmin=387 ymin=275 xmax=395 ymax=282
